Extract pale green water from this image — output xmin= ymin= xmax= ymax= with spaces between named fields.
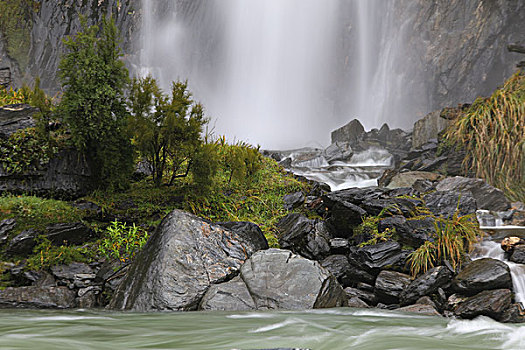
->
xmin=0 ymin=308 xmax=523 ymax=350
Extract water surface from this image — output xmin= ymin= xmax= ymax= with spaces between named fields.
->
xmin=1 ymin=308 xmax=524 ymax=350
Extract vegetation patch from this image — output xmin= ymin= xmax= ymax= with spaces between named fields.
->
xmin=26 ymin=238 xmax=97 ymax=270
xmin=0 ymin=195 xmax=85 ymax=237
xmin=98 ymin=220 xmax=148 ymax=263
xmin=444 ymin=72 xmax=525 ymax=202
xmin=407 ymin=211 xmax=482 ymax=277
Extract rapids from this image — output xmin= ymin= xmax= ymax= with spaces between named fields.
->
xmin=1 ymin=308 xmax=524 ymax=350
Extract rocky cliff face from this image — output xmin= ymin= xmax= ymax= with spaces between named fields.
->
xmin=406 ymin=0 xmax=525 ymax=113
xmin=1 ymin=0 xmax=524 ymax=121
xmin=0 ymin=0 xmax=141 ymax=92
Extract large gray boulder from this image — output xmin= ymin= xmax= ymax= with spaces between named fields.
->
xmin=200 ymin=249 xmax=347 ymax=311
xmin=453 ymin=289 xmax=512 ymax=320
xmin=452 ymin=258 xmax=512 ymax=295
xmin=109 ymin=210 xmax=267 ymax=311
xmin=331 ymin=119 xmax=365 ymax=145
xmin=436 ymin=176 xmax=510 ymax=211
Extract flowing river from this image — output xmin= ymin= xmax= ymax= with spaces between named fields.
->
xmin=1 ymin=308 xmax=524 ymax=350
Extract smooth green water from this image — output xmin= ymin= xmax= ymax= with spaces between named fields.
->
xmin=0 ymin=308 xmax=523 ymax=350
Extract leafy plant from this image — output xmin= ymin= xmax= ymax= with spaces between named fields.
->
xmin=58 ymin=15 xmax=133 ymax=190
xmin=444 ymin=72 xmax=525 ymax=201
xmin=26 ymin=237 xmax=96 ymax=270
xmin=128 ymin=75 xmax=210 ymax=187
xmin=407 ymin=211 xmax=482 ymax=276
xmin=0 ymin=128 xmax=58 ymax=175
xmin=98 ymin=220 xmax=149 ymax=262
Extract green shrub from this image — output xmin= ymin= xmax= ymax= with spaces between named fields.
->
xmin=0 ymin=128 xmax=58 ymax=175
xmin=98 ymin=220 xmax=149 ymax=262
xmin=128 ymin=75 xmax=210 ymax=187
xmin=58 ymin=15 xmax=133 ymax=191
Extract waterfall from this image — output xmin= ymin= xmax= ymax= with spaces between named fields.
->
xmin=139 ymin=0 xmax=420 ymax=148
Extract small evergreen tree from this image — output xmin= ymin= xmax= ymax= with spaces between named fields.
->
xmin=58 ymin=15 xmax=133 ymax=190
xmin=128 ymin=75 xmax=213 ymax=187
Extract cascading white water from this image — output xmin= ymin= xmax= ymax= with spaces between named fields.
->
xmin=139 ymin=0 xmax=422 ymax=149
xmin=141 ymin=0 xmax=341 ymax=149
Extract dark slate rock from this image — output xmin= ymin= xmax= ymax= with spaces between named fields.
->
xmin=283 ymin=192 xmax=306 ymax=211
xmin=344 ymin=287 xmax=376 ymax=306
xmin=199 ymin=276 xmax=256 ymax=311
xmin=45 ymin=222 xmax=95 ymax=246
xmin=0 ymin=286 xmax=76 ymax=309
xmin=0 ymin=218 xmax=16 ymax=245
xmin=277 ymin=214 xmax=330 ymax=260
xmin=360 ymin=197 xmax=418 ymax=217
xmin=51 ymin=262 xmax=93 ymax=281
xmin=346 ymin=260 xmax=377 ymax=286
xmin=374 ymin=270 xmax=412 ymax=304
xmin=239 ymin=249 xmax=347 ymax=310
xmin=424 ymin=190 xmax=477 ymax=218
xmin=216 ymin=221 xmax=269 ymax=252
xmin=400 ymin=266 xmax=453 ymax=306
xmin=378 ymin=215 xmax=434 ymax=248
xmin=331 ymin=119 xmax=365 ymax=145
xmin=71 ymin=200 xmax=102 ymax=218
xmin=397 ymin=304 xmax=440 ymax=316
xmin=415 ymin=296 xmax=438 ymax=310
xmin=109 ymin=210 xmax=266 ymax=311
xmin=499 ymin=303 xmax=525 ymax=323
xmin=0 ymin=104 xmax=37 ymax=139
xmin=322 ymin=187 xmax=387 ymax=209
xmin=412 ymin=179 xmax=436 ymax=193
xmin=6 ymin=229 xmax=37 ymax=256
xmin=329 ymin=238 xmax=350 ymax=255
xmin=320 ymin=255 xmax=352 ymax=287
xmin=348 ymin=297 xmax=369 ymax=308
xmin=436 ymin=176 xmax=511 ymax=212
xmin=326 ymin=201 xmax=367 ymax=238
xmin=510 ymin=245 xmax=525 ymax=264
xmin=452 ymin=258 xmax=512 ymax=296
xmin=352 ymin=241 xmax=403 ymax=271
xmin=323 ymin=141 xmax=353 ymax=163
xmin=453 ymin=289 xmax=512 ymax=320
xmin=0 ymin=149 xmax=92 ymax=200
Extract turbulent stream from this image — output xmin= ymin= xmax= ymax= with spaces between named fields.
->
xmin=1 ymin=308 xmax=524 ymax=350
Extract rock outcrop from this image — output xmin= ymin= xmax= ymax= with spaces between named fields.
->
xmin=200 ymin=249 xmax=347 ymax=311
xmin=109 ymin=210 xmax=267 ymax=311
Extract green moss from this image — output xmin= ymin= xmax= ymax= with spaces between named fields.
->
xmin=0 ymin=0 xmax=39 ymax=71
xmin=0 ymin=195 xmax=85 ymax=237
xmin=26 ymin=238 xmax=97 ymax=270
